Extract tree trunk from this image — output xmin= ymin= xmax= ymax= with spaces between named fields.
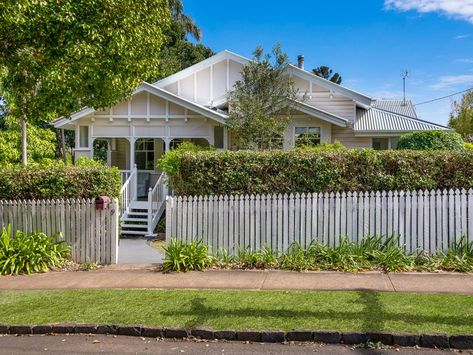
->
xmin=20 ymin=116 xmax=27 ymax=166
xmin=60 ymin=129 xmax=67 ymax=163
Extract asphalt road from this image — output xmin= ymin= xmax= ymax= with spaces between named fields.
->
xmin=0 ymin=335 xmax=469 ymax=355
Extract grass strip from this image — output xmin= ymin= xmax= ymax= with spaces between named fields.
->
xmin=1 ymin=289 xmax=472 ymax=335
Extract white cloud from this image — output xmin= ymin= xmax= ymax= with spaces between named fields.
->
xmin=385 ymin=0 xmax=473 ymax=23
xmin=455 ymin=34 xmax=470 ymax=39
xmin=456 ymin=58 xmax=473 ymax=63
xmin=430 ymin=74 xmax=473 ymax=89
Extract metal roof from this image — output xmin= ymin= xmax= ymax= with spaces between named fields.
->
xmin=372 ymin=99 xmax=418 ymax=118
xmin=354 ymin=107 xmax=450 ymax=133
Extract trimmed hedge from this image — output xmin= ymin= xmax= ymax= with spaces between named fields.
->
xmin=0 ymin=165 xmax=121 ymax=200
xmin=161 ymin=149 xmax=473 ymax=196
xmin=397 ymin=130 xmax=465 ymax=151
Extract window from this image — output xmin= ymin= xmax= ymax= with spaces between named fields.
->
xmin=214 ymin=126 xmax=224 ymax=149
xmin=135 ymin=139 xmax=155 ymax=170
xmin=295 ymin=127 xmax=321 ymax=147
xmin=79 ymin=126 xmax=89 ymax=148
xmin=372 ymin=137 xmax=400 ymax=150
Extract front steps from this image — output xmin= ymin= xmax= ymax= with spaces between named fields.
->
xmin=121 ymin=200 xmax=153 ymax=236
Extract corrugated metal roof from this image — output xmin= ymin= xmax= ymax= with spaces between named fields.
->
xmin=354 ymin=107 xmax=450 ymax=132
xmin=372 ymin=99 xmax=418 ymax=118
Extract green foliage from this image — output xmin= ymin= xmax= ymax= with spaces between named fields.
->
xmin=75 ymin=157 xmax=106 ymax=167
xmin=465 ymin=142 xmax=473 ymax=150
xmin=157 ymin=141 xmax=214 ymax=182
xmin=161 ymin=149 xmax=473 ymax=196
xmin=0 ymin=123 xmax=56 ymax=167
xmin=0 ymin=0 xmax=172 ymax=164
xmin=397 ymin=130 xmax=465 ymax=151
xmin=0 ymin=226 xmax=70 ymax=275
xmin=312 ymin=65 xmax=342 ymax=84
xmin=0 ymin=164 xmax=121 ymax=199
xmin=294 ymin=140 xmax=347 ymax=152
xmin=164 ymin=236 xmax=473 ymax=273
xmin=227 ymin=44 xmax=299 ymax=150
xmin=162 ymin=238 xmax=215 ymax=272
xmin=448 ymin=90 xmax=473 ymax=138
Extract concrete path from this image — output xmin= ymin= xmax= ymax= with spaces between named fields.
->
xmin=1 ymin=267 xmax=473 ymax=294
xmin=0 ymin=334 xmax=455 ymax=355
xmin=118 ymin=239 xmax=164 ymax=264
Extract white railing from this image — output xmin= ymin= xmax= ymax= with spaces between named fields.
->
xmin=166 ymin=189 xmax=473 ymax=255
xmin=147 ymin=173 xmax=167 ymax=235
xmin=120 ymin=165 xmax=137 ymax=217
xmin=120 ymin=170 xmax=131 ymax=184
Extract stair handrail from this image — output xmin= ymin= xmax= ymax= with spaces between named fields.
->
xmin=120 ymin=164 xmax=138 ymax=217
xmin=147 ymin=172 xmax=167 ymax=235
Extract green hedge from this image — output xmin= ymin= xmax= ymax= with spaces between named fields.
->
xmin=161 ymin=149 xmax=473 ymax=196
xmin=397 ymin=130 xmax=465 ymax=151
xmin=0 ymin=165 xmax=121 ymax=200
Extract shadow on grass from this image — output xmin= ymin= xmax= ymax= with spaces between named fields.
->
xmin=161 ymin=291 xmax=473 ymax=332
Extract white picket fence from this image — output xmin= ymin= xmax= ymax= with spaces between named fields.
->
xmin=0 ymin=199 xmax=119 ymax=264
xmin=166 ymin=189 xmax=473 ymax=254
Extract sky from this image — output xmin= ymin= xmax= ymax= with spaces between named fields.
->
xmin=184 ymin=0 xmax=473 ymax=125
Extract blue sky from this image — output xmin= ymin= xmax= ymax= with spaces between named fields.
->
xmin=184 ymin=0 xmax=473 ymax=125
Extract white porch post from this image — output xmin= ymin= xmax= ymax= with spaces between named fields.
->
xmin=129 ymin=137 xmax=136 ymax=170
xmin=164 ymin=138 xmax=171 ymax=153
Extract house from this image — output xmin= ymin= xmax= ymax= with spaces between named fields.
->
xmin=53 ymin=50 xmax=449 ymax=236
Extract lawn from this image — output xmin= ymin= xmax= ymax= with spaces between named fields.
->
xmin=0 ymin=289 xmax=472 ymax=335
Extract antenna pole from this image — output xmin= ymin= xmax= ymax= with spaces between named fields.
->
xmin=401 ymin=69 xmax=409 ymax=106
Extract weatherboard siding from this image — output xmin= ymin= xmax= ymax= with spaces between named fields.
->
xmin=332 ymin=126 xmax=372 ymax=149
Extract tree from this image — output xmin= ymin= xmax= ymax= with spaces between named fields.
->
xmin=154 ymin=1 xmax=214 ymax=81
xmin=227 ymin=44 xmax=299 ymax=150
xmin=0 ymin=0 xmax=172 ymax=165
xmin=312 ymin=66 xmax=342 ymax=85
xmin=448 ymin=90 xmax=473 ymax=140
xmin=0 ymin=119 xmax=56 ymax=167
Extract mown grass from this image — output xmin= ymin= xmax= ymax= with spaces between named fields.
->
xmin=0 ymin=289 xmax=472 ymax=334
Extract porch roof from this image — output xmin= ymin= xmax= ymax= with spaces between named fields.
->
xmin=53 ymin=82 xmax=229 ymax=129
xmin=289 ymin=100 xmax=349 ymax=127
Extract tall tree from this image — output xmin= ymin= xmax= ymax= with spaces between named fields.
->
xmin=0 ymin=0 xmax=172 ymax=165
xmin=449 ymin=90 xmax=473 ymax=140
xmin=312 ymin=66 xmax=342 ymax=85
xmin=227 ymin=44 xmax=299 ymax=150
xmin=154 ymin=0 xmax=214 ymax=81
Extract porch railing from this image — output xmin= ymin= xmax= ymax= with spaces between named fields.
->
xmin=147 ymin=172 xmax=167 ymax=235
xmin=120 ymin=165 xmax=137 ymax=217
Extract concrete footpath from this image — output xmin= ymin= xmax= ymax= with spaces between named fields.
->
xmin=1 ymin=266 xmax=473 ymax=294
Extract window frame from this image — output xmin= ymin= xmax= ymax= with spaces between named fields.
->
xmin=294 ymin=126 xmax=322 ymax=148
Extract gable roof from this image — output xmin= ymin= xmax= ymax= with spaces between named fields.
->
xmin=155 ymin=50 xmax=374 ymax=107
xmin=354 ymin=106 xmax=450 ymax=133
xmin=289 ymin=100 xmax=348 ymax=127
xmin=286 ymin=65 xmax=373 ymax=107
xmin=53 ymin=82 xmax=229 ymax=128
xmin=154 ymin=50 xmax=250 ymax=88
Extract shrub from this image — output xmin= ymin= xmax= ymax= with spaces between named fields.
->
xmin=162 ymin=238 xmax=215 ymax=272
xmin=397 ymin=130 xmax=465 ymax=151
xmin=0 ymin=164 xmax=121 ymax=199
xmin=0 ymin=226 xmax=71 ymax=275
xmin=162 ymin=237 xmax=473 ymax=273
xmin=160 ymin=149 xmax=473 ymax=196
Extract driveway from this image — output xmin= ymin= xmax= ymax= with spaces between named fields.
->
xmin=118 ymin=238 xmax=164 ymax=264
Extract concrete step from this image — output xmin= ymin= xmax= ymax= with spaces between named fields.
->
xmin=122 ymin=224 xmax=148 ymax=229
xmin=120 ymin=230 xmax=148 ymax=236
xmin=122 ymin=217 xmax=148 ymax=222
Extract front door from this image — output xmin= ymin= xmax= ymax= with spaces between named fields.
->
xmin=135 ymin=139 xmax=155 ymax=198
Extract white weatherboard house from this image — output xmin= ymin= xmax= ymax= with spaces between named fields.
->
xmin=53 ymin=50 xmax=449 ymax=236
